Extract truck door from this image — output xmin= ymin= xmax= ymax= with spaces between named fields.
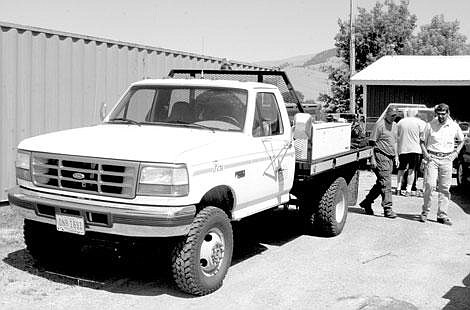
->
xmin=252 ymin=92 xmax=295 ymax=205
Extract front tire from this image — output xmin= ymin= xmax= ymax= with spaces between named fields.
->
xmin=24 ymin=219 xmax=56 ymax=263
xmin=171 ymin=206 xmax=233 ymax=296
xmin=316 ymin=177 xmax=349 ymax=237
xmin=24 ymin=219 xmax=83 ymax=265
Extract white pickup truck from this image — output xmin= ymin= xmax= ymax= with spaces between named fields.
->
xmin=8 ymin=70 xmax=371 ymax=295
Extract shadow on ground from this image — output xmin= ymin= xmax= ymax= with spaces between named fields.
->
xmin=450 ymin=185 xmax=470 ymax=215
xmin=349 ymin=206 xmax=423 ymax=222
xmin=443 ymin=272 xmax=470 ymax=309
xmin=3 ymin=207 xmax=305 ymax=297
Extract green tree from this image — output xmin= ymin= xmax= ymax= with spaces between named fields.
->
xmin=410 ymin=15 xmax=468 ymax=55
xmin=320 ymin=0 xmax=417 ymax=112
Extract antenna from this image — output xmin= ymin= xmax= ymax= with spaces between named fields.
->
xmin=201 ymin=36 xmax=205 ymax=79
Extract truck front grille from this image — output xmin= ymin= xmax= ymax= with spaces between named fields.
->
xmin=31 ymin=153 xmax=139 ymax=198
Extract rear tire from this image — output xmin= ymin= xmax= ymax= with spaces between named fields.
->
xmin=171 ymin=206 xmax=233 ymax=296
xmin=316 ymin=177 xmax=349 ymax=237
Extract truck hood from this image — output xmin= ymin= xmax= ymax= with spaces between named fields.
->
xmin=18 ymin=124 xmax=244 ymax=164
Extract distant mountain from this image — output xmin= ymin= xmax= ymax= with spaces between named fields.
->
xmin=257 ymin=48 xmax=337 ymax=69
xmin=302 ymin=48 xmax=337 ymax=67
xmin=255 ymin=49 xmax=338 ymax=101
xmin=257 ymin=53 xmax=320 ymax=68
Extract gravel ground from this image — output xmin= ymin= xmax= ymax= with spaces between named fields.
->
xmin=1 ymin=171 xmax=469 ymax=310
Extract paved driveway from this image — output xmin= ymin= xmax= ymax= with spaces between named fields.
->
xmin=1 ymin=171 xmax=469 ymax=309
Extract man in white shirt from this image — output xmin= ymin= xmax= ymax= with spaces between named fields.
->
xmin=396 ymin=109 xmax=426 ymax=196
xmin=420 ymin=103 xmax=464 ymax=225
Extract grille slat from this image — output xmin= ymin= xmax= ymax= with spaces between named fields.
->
xmin=99 ymin=181 xmax=133 ymax=188
xmin=59 ymin=176 xmax=99 ymax=184
xmin=59 ymin=166 xmax=99 ymax=174
xmin=99 ymin=170 xmax=135 ymax=177
xmin=32 ymin=163 xmax=59 ymax=169
xmin=31 ymin=153 xmax=138 ymax=198
xmin=32 ymin=172 xmax=60 ymax=179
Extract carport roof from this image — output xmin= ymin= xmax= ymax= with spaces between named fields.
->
xmin=351 ymin=55 xmax=470 ymax=86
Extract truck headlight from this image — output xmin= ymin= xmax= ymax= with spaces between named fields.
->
xmin=137 ymin=164 xmax=189 ymax=196
xmin=15 ymin=150 xmax=31 ymax=181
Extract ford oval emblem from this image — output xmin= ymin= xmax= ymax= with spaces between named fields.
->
xmin=72 ymin=172 xmax=86 ymax=180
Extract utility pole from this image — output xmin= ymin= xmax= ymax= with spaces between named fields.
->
xmin=349 ymin=0 xmax=356 ymax=114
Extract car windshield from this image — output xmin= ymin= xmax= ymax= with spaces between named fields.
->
xmin=107 ymin=86 xmax=248 ymax=131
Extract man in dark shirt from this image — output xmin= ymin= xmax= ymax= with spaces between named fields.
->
xmin=359 ymin=108 xmax=399 ymax=218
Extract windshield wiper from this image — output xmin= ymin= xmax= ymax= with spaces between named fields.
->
xmin=169 ymin=121 xmax=215 ymax=132
xmin=107 ymin=118 xmax=141 ymax=126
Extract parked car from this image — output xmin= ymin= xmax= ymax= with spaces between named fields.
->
xmin=458 ymin=121 xmax=469 ymax=137
xmin=456 ymin=134 xmax=470 ymax=187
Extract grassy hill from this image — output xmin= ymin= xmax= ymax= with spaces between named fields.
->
xmin=256 ymin=48 xmax=338 ymax=101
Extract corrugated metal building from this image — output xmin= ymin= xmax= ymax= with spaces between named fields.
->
xmin=351 ymin=55 xmax=470 ymax=123
xmin=0 ymin=21 xmax=270 ymax=201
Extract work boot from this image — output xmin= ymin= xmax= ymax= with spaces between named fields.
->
xmin=383 ymin=208 xmax=397 ymax=218
xmin=359 ymin=201 xmax=374 ymax=215
xmin=437 ymin=217 xmax=452 ymax=226
xmin=419 ymin=213 xmax=427 ymax=223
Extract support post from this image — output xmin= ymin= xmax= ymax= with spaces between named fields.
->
xmin=349 ymin=0 xmax=356 ymax=113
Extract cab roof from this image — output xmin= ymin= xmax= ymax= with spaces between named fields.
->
xmin=132 ymin=78 xmax=278 ymax=90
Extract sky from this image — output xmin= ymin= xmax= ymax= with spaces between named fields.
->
xmin=0 ymin=0 xmax=469 ymax=63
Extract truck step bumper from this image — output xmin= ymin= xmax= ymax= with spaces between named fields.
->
xmin=8 ymin=186 xmax=195 ymax=237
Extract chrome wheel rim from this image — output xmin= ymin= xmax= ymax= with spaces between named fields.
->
xmin=457 ymin=163 xmax=463 ymax=185
xmin=199 ymin=227 xmax=225 ymax=276
xmin=335 ymin=192 xmax=346 ymax=223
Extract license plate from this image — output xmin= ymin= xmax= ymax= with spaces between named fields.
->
xmin=56 ymin=214 xmax=85 ymax=235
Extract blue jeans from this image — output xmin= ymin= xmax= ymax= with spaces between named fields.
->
xmin=363 ymin=152 xmax=393 ymax=209
xmin=422 ymin=155 xmax=453 ymax=219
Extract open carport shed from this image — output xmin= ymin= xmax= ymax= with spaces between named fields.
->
xmin=351 ymin=55 xmax=470 ymax=124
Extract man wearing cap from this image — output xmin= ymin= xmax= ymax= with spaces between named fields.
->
xmin=359 ymin=108 xmax=399 ymax=218
xmin=420 ymin=103 xmax=464 ymax=225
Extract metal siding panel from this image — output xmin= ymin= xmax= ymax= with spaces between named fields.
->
xmin=145 ymin=50 xmax=158 ymax=79
xmin=140 ymin=49 xmax=149 ymax=79
xmin=71 ymin=38 xmax=85 ymax=128
xmin=1 ymin=28 xmax=18 ymax=196
xmin=106 ymin=45 xmax=119 ymax=108
xmin=45 ymin=34 xmax=59 ymax=132
xmin=94 ymin=42 xmax=107 ymax=118
xmin=127 ymin=47 xmax=138 ymax=84
xmin=16 ymin=30 xmax=32 ymax=142
xmin=83 ymin=40 xmax=97 ymax=126
xmin=58 ymin=36 xmax=72 ymax=130
xmin=0 ymin=28 xmax=5 ymax=196
xmin=31 ymin=32 xmax=46 ymax=136
xmin=136 ymin=48 xmax=145 ymax=81
xmin=0 ymin=28 xmax=3 ymax=197
xmin=166 ymin=52 xmax=177 ymax=74
xmin=117 ymin=46 xmax=128 ymax=97
xmin=158 ymin=52 xmax=168 ymax=77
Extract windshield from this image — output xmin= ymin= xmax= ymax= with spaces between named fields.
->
xmin=107 ymin=86 xmax=248 ymax=131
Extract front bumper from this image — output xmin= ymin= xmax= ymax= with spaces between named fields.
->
xmin=8 ymin=186 xmax=195 ymax=237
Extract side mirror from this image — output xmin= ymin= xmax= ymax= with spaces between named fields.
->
xmin=292 ymin=113 xmax=312 ymax=140
xmin=99 ymin=102 xmax=107 ymax=121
